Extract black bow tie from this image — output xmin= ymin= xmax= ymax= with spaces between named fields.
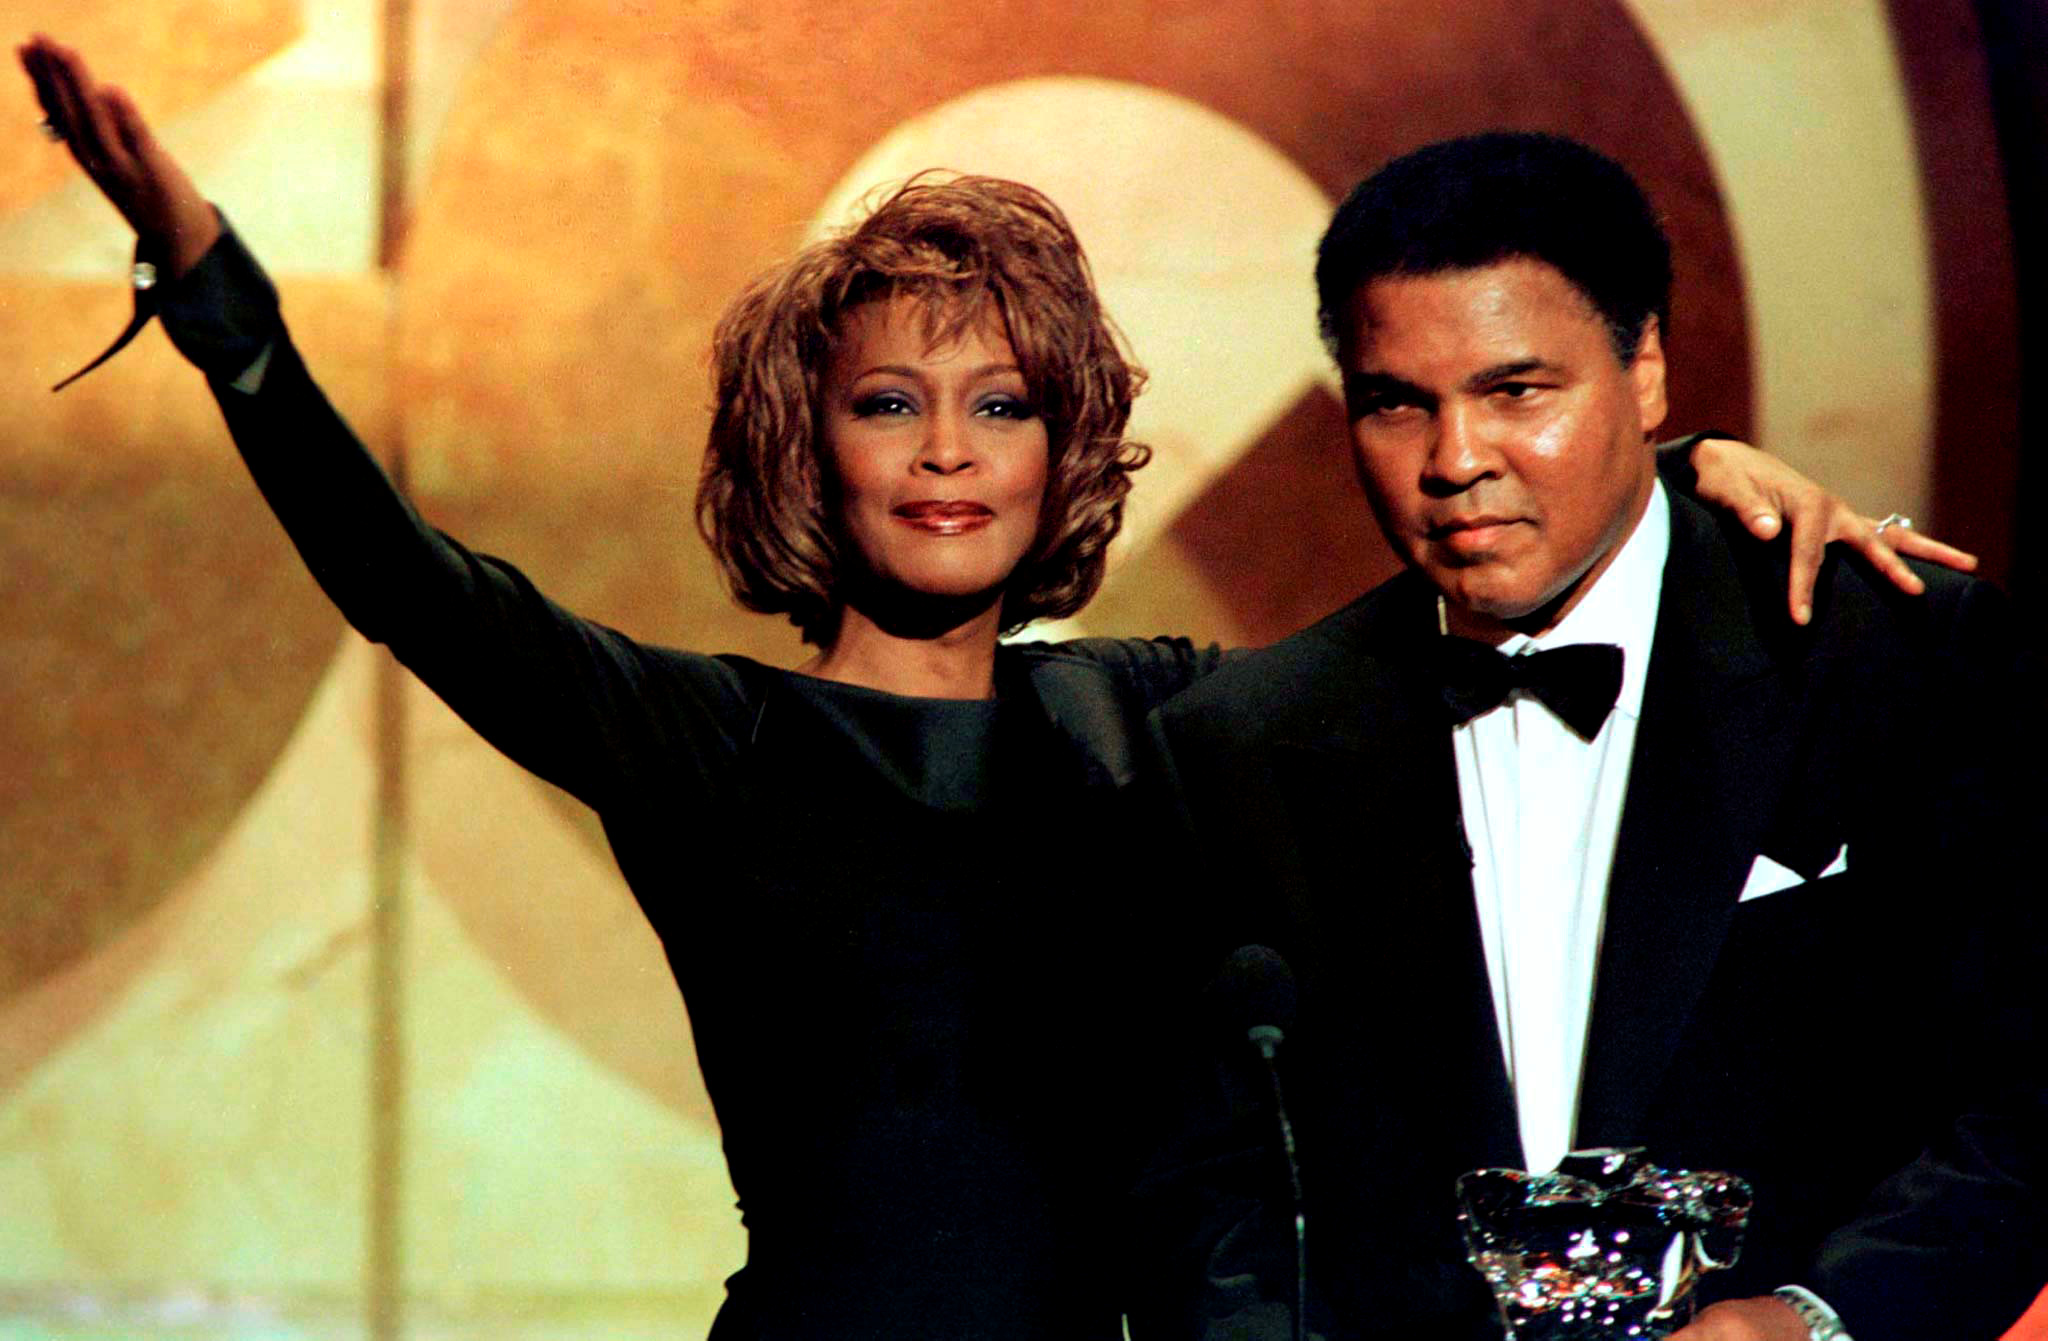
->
xmin=1431 ymin=637 xmax=1625 ymax=741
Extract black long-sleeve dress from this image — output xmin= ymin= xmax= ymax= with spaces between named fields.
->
xmin=140 ymin=223 xmax=1227 ymax=1339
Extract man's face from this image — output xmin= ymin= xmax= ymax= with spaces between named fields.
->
xmin=1337 ymin=258 xmax=1667 ymax=642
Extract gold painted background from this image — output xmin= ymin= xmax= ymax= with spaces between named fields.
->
xmin=0 ymin=1 xmax=2032 ymax=1336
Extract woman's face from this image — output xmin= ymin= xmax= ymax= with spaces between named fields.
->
xmin=820 ymin=297 xmax=1051 ymax=611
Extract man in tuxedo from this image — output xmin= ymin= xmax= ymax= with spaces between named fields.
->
xmin=1142 ymin=133 xmax=2044 ymax=1341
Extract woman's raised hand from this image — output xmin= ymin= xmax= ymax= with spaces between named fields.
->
xmin=1689 ymin=435 xmax=1979 ymax=624
xmin=19 ymin=34 xmax=219 ymax=278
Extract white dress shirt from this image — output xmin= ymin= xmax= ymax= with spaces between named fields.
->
xmin=1451 ymin=481 xmax=1670 ymax=1175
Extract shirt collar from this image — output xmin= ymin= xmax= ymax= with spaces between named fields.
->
xmin=1495 ymin=478 xmax=1669 ymax=722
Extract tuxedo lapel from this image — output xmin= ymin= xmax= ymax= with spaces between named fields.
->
xmin=1575 ymin=496 xmax=1799 ymax=1148
xmin=1267 ymin=576 xmax=1523 ymax=1170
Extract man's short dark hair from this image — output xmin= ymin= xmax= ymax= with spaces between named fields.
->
xmin=1314 ymin=132 xmax=1672 ymax=365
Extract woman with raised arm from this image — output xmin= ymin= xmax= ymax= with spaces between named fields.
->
xmin=19 ymin=34 xmax=1975 ymax=1341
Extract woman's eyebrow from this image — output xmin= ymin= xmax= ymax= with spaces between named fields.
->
xmin=851 ymin=361 xmax=1024 ymax=381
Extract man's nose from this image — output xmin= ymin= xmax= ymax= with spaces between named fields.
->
xmin=1422 ymin=404 xmax=1499 ymax=492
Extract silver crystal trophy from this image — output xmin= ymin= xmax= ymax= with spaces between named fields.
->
xmin=1457 ymin=1147 xmax=1753 ymax=1339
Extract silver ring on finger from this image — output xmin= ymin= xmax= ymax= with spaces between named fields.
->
xmin=1873 ymin=512 xmax=1913 ymax=539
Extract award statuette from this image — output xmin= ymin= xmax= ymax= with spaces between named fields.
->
xmin=1457 ymin=1148 xmax=1753 ymax=1339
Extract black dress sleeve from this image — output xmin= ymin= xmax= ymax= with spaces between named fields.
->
xmin=154 ymin=221 xmax=750 ymax=811
xmin=1030 ymin=636 xmax=1238 ymax=711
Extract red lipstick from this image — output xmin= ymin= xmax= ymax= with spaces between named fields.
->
xmin=893 ymin=500 xmax=994 ymax=534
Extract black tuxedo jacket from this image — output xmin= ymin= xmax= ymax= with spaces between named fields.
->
xmin=1138 ymin=492 xmax=2045 ymax=1341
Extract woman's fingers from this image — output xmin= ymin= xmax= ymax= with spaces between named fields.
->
xmin=1686 ymin=437 xmax=1799 ymax=543
xmin=1777 ymin=494 xmax=1833 ymax=625
xmin=1885 ymin=525 xmax=1978 ymax=572
xmin=1718 ymin=474 xmax=1786 ymax=543
xmin=1728 ymin=447 xmax=1840 ymax=623
xmin=84 ymin=96 xmax=140 ymax=194
xmin=1838 ymin=517 xmax=1927 ymax=599
xmin=20 ymin=35 xmax=214 ymax=265
xmin=19 ymin=39 xmax=68 ymax=130
xmin=33 ymin=39 xmax=95 ymax=149
xmin=1823 ymin=510 xmax=1981 ymax=601
xmin=1686 ymin=435 xmax=1981 ymax=616
xmin=23 ymin=41 xmax=90 ymax=160
xmin=26 ymin=39 xmax=115 ymax=186
xmin=105 ymin=84 xmax=154 ymax=160
xmin=18 ymin=41 xmax=61 ymax=130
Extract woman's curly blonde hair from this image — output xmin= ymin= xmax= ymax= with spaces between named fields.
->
xmin=696 ymin=173 xmax=1150 ymax=644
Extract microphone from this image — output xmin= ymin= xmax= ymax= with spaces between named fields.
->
xmin=1213 ymin=945 xmax=1307 ymax=1341
xmin=1216 ymin=943 xmax=1298 ymax=1059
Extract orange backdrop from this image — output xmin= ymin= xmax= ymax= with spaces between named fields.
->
xmin=0 ymin=0 xmax=2031 ymax=1336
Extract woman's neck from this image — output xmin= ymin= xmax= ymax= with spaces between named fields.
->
xmin=799 ymin=602 xmax=1007 ymax=700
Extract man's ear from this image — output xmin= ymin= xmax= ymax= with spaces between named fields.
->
xmin=1631 ymin=316 xmax=1668 ymax=435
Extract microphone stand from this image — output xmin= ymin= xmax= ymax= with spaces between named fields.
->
xmin=1250 ymin=1024 xmax=1306 ymax=1341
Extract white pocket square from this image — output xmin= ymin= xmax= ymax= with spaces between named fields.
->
xmin=1738 ymin=845 xmax=1848 ymax=902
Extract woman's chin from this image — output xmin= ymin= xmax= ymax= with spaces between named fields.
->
xmin=912 ymin=575 xmax=1010 ymax=604
xmin=881 ymin=557 xmax=1019 ymax=604
xmin=842 ymin=571 xmax=1011 ymax=639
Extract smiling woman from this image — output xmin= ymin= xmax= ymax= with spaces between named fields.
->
xmin=818 ymin=299 xmax=1050 ymax=618
xmin=696 ymin=174 xmax=1148 ymax=691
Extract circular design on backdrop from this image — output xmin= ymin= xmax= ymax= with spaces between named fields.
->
xmin=0 ymin=304 xmax=381 ymax=1008
xmin=805 ymin=76 xmax=1341 ymax=640
xmin=390 ymin=0 xmax=1745 ymax=1109
xmin=0 ymin=0 xmax=357 ymax=1011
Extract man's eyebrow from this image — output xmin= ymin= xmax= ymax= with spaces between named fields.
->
xmin=1343 ymin=369 xmax=1423 ymax=395
xmin=1463 ymin=358 xmax=1556 ymax=390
